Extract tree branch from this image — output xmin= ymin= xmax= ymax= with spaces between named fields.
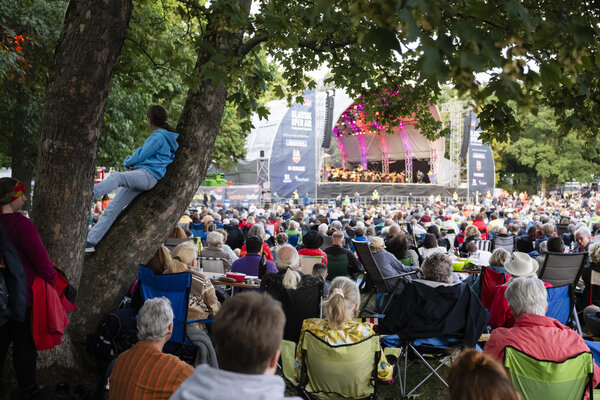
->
xmin=297 ymin=37 xmax=356 ymax=54
xmin=238 ymin=33 xmax=269 ymax=57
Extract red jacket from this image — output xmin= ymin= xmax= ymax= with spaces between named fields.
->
xmin=31 ymin=271 xmax=76 ymax=350
xmin=239 ymin=242 xmax=274 ymax=261
xmin=298 ymin=248 xmax=328 ymax=265
xmin=472 ymin=219 xmax=488 ymax=240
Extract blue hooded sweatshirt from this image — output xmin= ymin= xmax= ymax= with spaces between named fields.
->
xmin=123 ymin=128 xmax=179 ymax=179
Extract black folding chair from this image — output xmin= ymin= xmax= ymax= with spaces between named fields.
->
xmin=556 ymin=223 xmax=570 ymax=236
xmin=538 ymin=252 xmax=588 ymax=335
xmin=353 ymin=240 xmax=416 ymax=316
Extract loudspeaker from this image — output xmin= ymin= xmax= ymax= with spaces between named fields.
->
xmin=322 ymin=91 xmax=335 ymax=148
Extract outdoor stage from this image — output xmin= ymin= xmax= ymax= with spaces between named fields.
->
xmin=317 ymin=182 xmax=468 ymax=198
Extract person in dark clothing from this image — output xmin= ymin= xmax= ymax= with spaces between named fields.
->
xmin=224 ymin=218 xmax=245 ymax=250
xmin=0 ymin=178 xmax=56 ymax=398
xmin=323 ymin=231 xmax=363 ymax=280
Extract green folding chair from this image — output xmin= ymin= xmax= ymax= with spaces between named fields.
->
xmin=504 ymin=346 xmax=594 ymax=400
xmin=283 ymin=331 xmax=380 ymax=400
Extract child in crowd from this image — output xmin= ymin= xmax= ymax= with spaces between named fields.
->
xmin=312 ymin=263 xmax=331 ymax=298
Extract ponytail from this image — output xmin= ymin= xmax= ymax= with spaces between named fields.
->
xmin=147 ymin=105 xmax=176 ymax=132
xmin=322 ymin=277 xmax=360 ymax=328
xmin=282 ymin=267 xmax=301 ymax=290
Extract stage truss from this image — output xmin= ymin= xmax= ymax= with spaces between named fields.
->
xmin=440 ymin=101 xmax=470 ymax=187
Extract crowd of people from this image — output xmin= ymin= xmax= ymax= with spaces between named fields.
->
xmin=4 ymin=101 xmax=600 ymax=399
xmin=324 ymin=166 xmax=436 ymax=184
xmin=96 ymin=186 xmax=600 ymax=398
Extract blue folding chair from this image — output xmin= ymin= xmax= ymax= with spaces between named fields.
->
xmin=189 ymin=222 xmax=204 ymax=239
xmin=546 ymin=285 xmax=571 ymax=325
xmin=137 ymin=265 xmax=211 ymax=345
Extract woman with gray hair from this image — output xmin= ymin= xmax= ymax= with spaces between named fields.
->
xmin=421 ymin=253 xmax=453 ymax=284
xmin=581 ymin=242 xmax=600 ymax=306
xmin=370 ymin=236 xmax=419 ymax=292
xmin=484 ymin=277 xmax=600 ymax=388
xmin=200 ymin=231 xmax=232 ymax=272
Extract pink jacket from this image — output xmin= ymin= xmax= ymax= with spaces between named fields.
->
xmin=484 ymin=313 xmax=600 ymax=388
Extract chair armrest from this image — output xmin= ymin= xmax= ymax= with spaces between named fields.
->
xmin=186 ymin=319 xmax=214 ymax=324
xmin=381 ymin=271 xmax=418 ymax=281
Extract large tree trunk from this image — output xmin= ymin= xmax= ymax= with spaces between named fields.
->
xmin=10 ymin=104 xmax=34 ymax=207
xmin=71 ymin=0 xmax=252 ymax=342
xmin=30 ymin=0 xmax=133 ymax=379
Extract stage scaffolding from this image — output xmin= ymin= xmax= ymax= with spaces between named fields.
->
xmin=440 ymin=101 xmax=470 ymax=187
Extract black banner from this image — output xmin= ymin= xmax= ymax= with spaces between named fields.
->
xmin=468 ymin=111 xmax=495 ymax=196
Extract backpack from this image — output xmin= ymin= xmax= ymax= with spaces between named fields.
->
xmin=87 ymin=306 xmax=137 ymax=364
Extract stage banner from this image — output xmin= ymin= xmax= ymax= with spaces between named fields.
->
xmin=191 ymin=185 xmax=261 ymax=207
xmin=269 ymin=89 xmax=317 ymax=199
xmin=468 ymin=111 xmax=495 ymax=197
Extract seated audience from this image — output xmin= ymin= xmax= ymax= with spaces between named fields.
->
xmin=489 ymin=252 xmax=551 ymax=329
xmin=215 ymin=228 xmax=238 ymax=262
xmin=298 ymin=230 xmax=328 ymax=265
xmin=231 ymin=235 xmax=277 ymax=279
xmin=484 ymin=277 xmax=600 ymax=387
xmin=294 ymin=277 xmax=393 ymax=381
xmin=386 ymin=234 xmax=419 ymax=268
xmin=471 ymin=248 xmax=510 ymax=295
xmin=311 ymin=263 xmax=330 ymax=298
xmin=581 ymin=242 xmax=600 ymax=306
xmin=260 ymin=245 xmax=323 ymax=342
xmin=272 ymin=232 xmax=288 ymax=259
xmin=167 ymin=241 xmax=220 ymax=330
xmin=418 ymin=233 xmax=446 ymax=259
xmin=459 ymin=225 xmax=481 ymax=257
xmin=109 ymin=297 xmax=193 ymax=399
xmin=370 ymin=237 xmax=418 ymax=292
xmin=224 ymin=218 xmax=245 ymax=252
xmin=323 ymin=230 xmax=362 ymax=280
xmin=536 ymin=236 xmax=564 ymax=269
xmin=534 ymin=223 xmax=555 ymax=252
xmin=447 ymin=349 xmax=519 ymax=400
xmin=420 ymin=252 xmax=454 ymax=285
xmin=285 ymin=221 xmax=303 ymax=245
xmin=146 ymin=245 xmax=171 ymax=275
xmin=239 ymin=223 xmax=274 ymax=261
xmin=200 ymin=232 xmax=232 ymax=272
xmin=170 ymin=292 xmax=299 ymax=400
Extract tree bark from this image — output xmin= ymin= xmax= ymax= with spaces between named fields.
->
xmin=32 ymin=0 xmax=133 ymax=288
xmin=30 ymin=0 xmax=133 ymax=378
xmin=10 ymin=104 xmax=34 ymax=207
xmin=71 ymin=0 xmax=252 ymax=343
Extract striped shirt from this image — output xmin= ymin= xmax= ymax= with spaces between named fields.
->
xmin=108 ymin=341 xmax=193 ymax=400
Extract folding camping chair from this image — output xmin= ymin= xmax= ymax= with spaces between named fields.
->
xmin=164 ymin=237 xmax=195 ymax=253
xmin=137 ymin=265 xmax=213 ymax=362
xmin=189 ymin=222 xmax=205 ymax=239
xmin=492 ymin=235 xmax=516 ymax=252
xmin=300 ymin=255 xmax=325 ymax=275
xmin=538 ymin=252 xmax=587 ymax=335
xmin=198 ymin=256 xmax=226 ymax=274
xmin=478 ymin=267 xmax=511 ymax=309
xmin=320 ymin=235 xmax=333 ymax=250
xmin=477 ymin=240 xmax=492 ymax=252
xmin=380 ymin=280 xmax=489 ymax=397
xmin=353 ymin=240 xmax=416 ymax=316
xmin=282 ymin=332 xmax=380 ymax=400
xmin=504 ymin=346 xmax=594 ymax=400
xmin=556 ymin=223 xmax=570 ymax=236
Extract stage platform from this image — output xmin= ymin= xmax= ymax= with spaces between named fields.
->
xmin=317 ymin=182 xmax=468 ymax=199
